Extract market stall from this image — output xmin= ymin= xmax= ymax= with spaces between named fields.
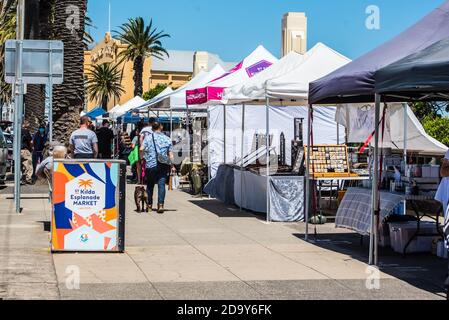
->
xmin=204 ymin=43 xmax=351 ymax=222
xmin=309 ymin=0 xmax=449 ymax=265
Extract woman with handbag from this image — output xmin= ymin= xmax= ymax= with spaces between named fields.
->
xmin=141 ymin=122 xmax=175 ymax=214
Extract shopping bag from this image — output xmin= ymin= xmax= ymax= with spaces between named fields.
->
xmin=128 ymin=146 xmax=139 ymax=166
xmin=172 ymin=175 xmax=180 ymax=190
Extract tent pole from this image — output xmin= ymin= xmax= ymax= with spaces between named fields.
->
xmin=170 ymin=109 xmax=173 ymax=141
xmin=337 ymin=122 xmax=340 ymax=145
xmin=305 ymin=104 xmax=312 ymax=241
xmin=240 ymin=103 xmax=245 ymax=212
xmin=207 ymin=108 xmax=212 ymax=182
xmin=403 ymin=103 xmax=408 ymax=168
xmin=223 ymin=104 xmax=226 ymax=164
xmin=372 ymin=94 xmax=381 ymax=266
xmin=266 ymin=97 xmax=270 ymax=223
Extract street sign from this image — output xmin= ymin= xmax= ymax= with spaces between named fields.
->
xmin=4 ymin=40 xmax=64 ymax=84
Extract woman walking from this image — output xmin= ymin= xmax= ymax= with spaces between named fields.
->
xmin=141 ymin=122 xmax=175 ymax=213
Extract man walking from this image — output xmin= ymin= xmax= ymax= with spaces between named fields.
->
xmin=96 ymin=119 xmax=114 ymax=159
xmin=140 ymin=117 xmax=156 ymax=146
xmin=32 ymin=124 xmax=47 ymax=182
xmin=69 ymin=116 xmax=98 ymax=159
xmin=21 ymin=121 xmax=33 ymax=185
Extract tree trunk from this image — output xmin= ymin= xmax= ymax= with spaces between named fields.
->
xmin=133 ymin=56 xmax=143 ymax=97
xmin=51 ymin=0 xmax=86 ymax=143
xmin=23 ymin=0 xmax=48 ymax=133
xmin=102 ymin=96 xmax=108 ymax=112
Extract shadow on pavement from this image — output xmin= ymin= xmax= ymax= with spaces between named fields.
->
xmin=189 ymin=198 xmax=267 ymax=221
xmin=292 ymin=231 xmax=447 ymax=297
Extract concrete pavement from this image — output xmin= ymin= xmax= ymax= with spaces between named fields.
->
xmin=0 ymin=182 xmax=446 ymax=300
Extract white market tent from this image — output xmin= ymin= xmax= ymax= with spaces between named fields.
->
xmin=266 ymin=43 xmax=352 ymax=102
xmin=206 ymin=44 xmax=351 ymax=221
xmin=139 ymin=64 xmax=226 ymax=111
xmin=335 ymin=103 xmax=448 ymax=154
xmin=109 ymin=96 xmax=147 ymax=118
xmin=222 ymin=51 xmax=305 ymax=104
xmin=212 ymin=43 xmax=352 ymax=222
xmin=186 ymin=45 xmax=279 ymax=105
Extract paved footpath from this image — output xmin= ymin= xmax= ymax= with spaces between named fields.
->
xmin=0 ymin=182 xmax=446 ymax=300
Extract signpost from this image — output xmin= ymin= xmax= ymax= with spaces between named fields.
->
xmin=5 ymin=36 xmax=63 ymax=213
xmin=51 ymin=160 xmax=126 ymax=252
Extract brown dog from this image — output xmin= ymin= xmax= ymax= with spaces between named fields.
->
xmin=134 ymin=186 xmax=150 ymax=213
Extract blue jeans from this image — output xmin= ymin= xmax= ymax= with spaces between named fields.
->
xmin=146 ymin=167 xmax=168 ymax=205
xmin=32 ymin=151 xmax=44 ymax=179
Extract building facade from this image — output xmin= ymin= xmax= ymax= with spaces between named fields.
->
xmin=84 ymin=32 xmax=151 ymax=111
xmin=282 ymin=12 xmax=308 ymax=56
xmin=84 ymin=33 xmax=234 ymax=112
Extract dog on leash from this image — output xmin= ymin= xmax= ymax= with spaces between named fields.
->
xmin=134 ymin=186 xmax=150 ymax=213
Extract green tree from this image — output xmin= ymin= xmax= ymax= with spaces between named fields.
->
xmin=0 ymin=0 xmax=17 ymax=104
xmin=422 ymin=115 xmax=449 ymax=147
xmin=410 ymin=101 xmax=449 ymax=121
xmin=143 ymin=83 xmax=168 ymax=101
xmin=86 ymin=63 xmax=125 ymax=111
xmin=115 ymin=17 xmax=169 ymax=97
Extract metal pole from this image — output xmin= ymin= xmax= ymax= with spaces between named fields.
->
xmin=170 ymin=109 xmax=173 ymax=141
xmin=371 ymin=94 xmax=381 ymax=266
xmin=403 ymin=103 xmax=408 ymax=169
xmin=337 ymin=123 xmax=340 ymax=145
xmin=48 ymin=41 xmax=53 ymax=142
xmin=240 ymin=104 xmax=245 ymax=211
xmin=223 ymin=105 xmax=226 ymax=164
xmin=14 ymin=0 xmax=25 ymax=214
xmin=207 ymin=108 xmax=212 ymax=182
xmin=305 ymin=104 xmax=312 ymax=241
xmin=403 ymin=103 xmax=408 ymax=215
xmin=265 ymin=97 xmax=270 ymax=223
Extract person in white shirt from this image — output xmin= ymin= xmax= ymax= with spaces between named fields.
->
xmin=436 ymin=150 xmax=449 ymax=220
xmin=139 ymin=117 xmax=156 ymax=147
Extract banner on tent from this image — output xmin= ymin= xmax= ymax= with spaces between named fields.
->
xmin=246 ymin=60 xmax=273 ymax=77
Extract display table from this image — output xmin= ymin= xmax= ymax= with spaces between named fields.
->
xmin=335 ymin=187 xmax=405 ymax=236
xmin=204 ymin=165 xmax=304 ymax=222
xmin=336 ymin=187 xmax=443 ymax=255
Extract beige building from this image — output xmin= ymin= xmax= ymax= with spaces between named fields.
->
xmin=282 ymin=12 xmax=308 ymax=56
xmin=84 ymin=33 xmax=234 ymax=111
xmin=84 ymin=32 xmax=151 ymax=111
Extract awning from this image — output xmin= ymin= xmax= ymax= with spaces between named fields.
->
xmin=309 ymin=0 xmax=449 ymax=104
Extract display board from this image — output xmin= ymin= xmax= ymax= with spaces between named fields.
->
xmin=305 ymin=145 xmax=350 ymax=177
xmin=51 ymin=160 xmax=126 ymax=252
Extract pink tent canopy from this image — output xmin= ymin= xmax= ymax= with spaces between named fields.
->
xmin=186 ymin=45 xmax=278 ymax=105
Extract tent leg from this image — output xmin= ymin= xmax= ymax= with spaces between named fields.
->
xmin=170 ymin=109 xmax=173 ymax=141
xmin=305 ymin=104 xmax=312 ymax=241
xmin=403 ymin=103 xmax=408 ymax=215
xmin=266 ymin=98 xmax=270 ymax=223
xmin=223 ymin=105 xmax=226 ymax=164
xmin=240 ymin=104 xmax=245 ymax=212
xmin=371 ymin=94 xmax=381 ymax=266
xmin=207 ymin=109 xmax=212 ymax=183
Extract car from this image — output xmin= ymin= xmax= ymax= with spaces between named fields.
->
xmin=0 ymin=128 xmax=8 ymax=184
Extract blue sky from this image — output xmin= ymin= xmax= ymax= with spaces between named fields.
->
xmin=87 ymin=0 xmax=445 ymax=62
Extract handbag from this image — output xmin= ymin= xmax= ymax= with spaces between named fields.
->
xmin=152 ymin=134 xmax=172 ymax=166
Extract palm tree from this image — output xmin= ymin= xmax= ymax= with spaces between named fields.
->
xmin=23 ymin=0 xmax=52 ymax=132
xmin=0 ymin=0 xmax=17 ymax=105
xmin=51 ymin=0 xmax=87 ymax=143
xmin=86 ymin=63 xmax=125 ymax=111
xmin=115 ymin=17 xmax=169 ymax=97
